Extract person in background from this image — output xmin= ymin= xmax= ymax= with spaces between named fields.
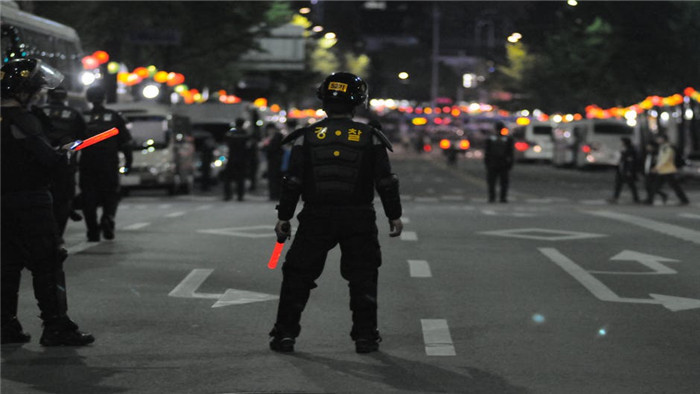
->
xmin=222 ymin=118 xmax=252 ymax=201
xmin=645 ymin=134 xmax=689 ymax=206
xmin=642 ymin=141 xmax=667 ymax=204
xmin=608 ymin=137 xmax=640 ymax=203
xmin=483 ymin=121 xmax=514 ymax=203
xmin=262 ymin=123 xmax=285 ymax=201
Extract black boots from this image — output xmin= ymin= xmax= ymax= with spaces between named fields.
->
xmin=40 ymin=317 xmax=95 ymax=347
xmin=1 ymin=317 xmax=31 ymax=345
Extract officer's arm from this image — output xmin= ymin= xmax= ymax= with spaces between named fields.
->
xmin=15 ymin=112 xmax=63 ymax=167
xmin=276 ymin=137 xmax=304 ymax=221
xmin=373 ymin=137 xmax=402 ymax=221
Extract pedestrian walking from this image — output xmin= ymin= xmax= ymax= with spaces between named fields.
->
xmin=79 ymin=85 xmax=133 ymax=242
xmin=269 ymin=72 xmax=403 ymax=354
xmin=645 ymin=134 xmax=689 ymax=206
xmin=37 ymin=86 xmax=88 ymax=242
xmin=262 ymin=123 xmax=284 ymax=200
xmin=222 ymin=118 xmax=252 ymax=201
xmin=484 ymin=121 xmax=514 ymax=203
xmin=642 ymin=141 xmax=668 ymax=204
xmin=1 ymin=58 xmax=94 ymax=346
xmin=608 ymin=137 xmax=640 ymax=203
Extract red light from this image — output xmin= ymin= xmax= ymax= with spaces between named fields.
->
xmin=439 ymin=139 xmax=451 ymax=150
xmin=581 ymin=145 xmax=592 ymax=153
xmin=93 ymin=50 xmax=109 ymax=64
xmin=434 ymin=117 xmax=443 ymax=125
xmin=515 ymin=141 xmax=530 ymax=152
xmin=684 ymin=87 xmax=696 ymax=97
xmin=459 ymin=139 xmax=470 ymax=150
xmin=81 ymin=55 xmax=99 ymax=70
xmin=423 ymin=144 xmax=432 ymax=152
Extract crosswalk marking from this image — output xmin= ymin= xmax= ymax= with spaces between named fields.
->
xmin=421 ymin=319 xmax=456 ymax=356
xmin=122 ymin=222 xmax=150 ymax=230
xmin=408 ymin=260 xmax=432 ymax=277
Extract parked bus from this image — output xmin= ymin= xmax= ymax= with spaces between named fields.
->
xmin=1 ymin=2 xmax=86 ymax=108
xmin=552 ymin=119 xmax=636 ymax=168
xmin=510 ymin=120 xmax=555 ymax=162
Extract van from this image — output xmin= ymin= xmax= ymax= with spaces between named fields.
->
xmin=510 ymin=121 xmax=554 ymax=162
xmin=552 ymin=119 xmax=635 ymax=168
xmin=112 ymin=104 xmax=196 ymax=195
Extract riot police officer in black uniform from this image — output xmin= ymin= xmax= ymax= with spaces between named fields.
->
xmin=1 ymin=58 xmax=94 ymax=346
xmin=222 ymin=118 xmax=252 ymax=201
xmin=484 ymin=121 xmax=515 ymax=203
xmin=269 ymin=72 xmax=403 ymax=354
xmin=38 ymin=86 xmax=88 ymax=242
xmin=79 ymin=85 xmax=132 ymax=242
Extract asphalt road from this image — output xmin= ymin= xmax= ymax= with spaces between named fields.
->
xmin=3 ymin=147 xmax=700 ymax=394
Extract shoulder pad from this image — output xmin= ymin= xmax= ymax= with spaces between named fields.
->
xmin=281 ymin=128 xmax=306 ymax=145
xmin=371 ymin=127 xmax=393 ymax=152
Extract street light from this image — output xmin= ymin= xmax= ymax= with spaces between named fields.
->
xmin=312 ymin=25 xmax=324 ymax=33
xmin=299 ymin=7 xmax=310 ymax=14
xmin=507 ymin=32 xmax=522 ymax=43
xmin=398 ymin=72 xmax=409 ymax=80
xmin=567 ymin=0 xmax=578 ymax=6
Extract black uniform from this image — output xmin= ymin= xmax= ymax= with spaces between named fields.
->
xmin=80 ymin=104 xmax=132 ymax=241
xmin=263 ymin=126 xmax=285 ymax=200
xmin=37 ymin=101 xmax=88 ymax=238
xmin=484 ymin=132 xmax=514 ymax=202
xmin=611 ymin=142 xmax=640 ymax=202
xmin=271 ymin=116 xmax=402 ymax=345
xmin=222 ymin=127 xmax=252 ymax=201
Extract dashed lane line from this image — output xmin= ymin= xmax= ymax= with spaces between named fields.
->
xmin=165 ymin=211 xmax=186 ymax=218
xmin=401 ymin=231 xmax=418 ymax=241
xmin=421 ymin=319 xmax=456 ymax=356
xmin=408 ymin=260 xmax=432 ymax=278
xmin=588 ymin=210 xmax=700 ymax=245
xmin=122 ymin=222 xmax=151 ymax=231
xmin=679 ymin=212 xmax=700 ymax=220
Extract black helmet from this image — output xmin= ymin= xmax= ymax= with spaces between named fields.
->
xmin=1 ymin=58 xmax=64 ymax=102
xmin=86 ymin=85 xmax=106 ymax=104
xmin=316 ymin=72 xmax=368 ymax=110
xmin=48 ymin=86 xmax=68 ymax=102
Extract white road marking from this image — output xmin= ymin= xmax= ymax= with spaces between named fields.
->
xmin=441 ymin=195 xmax=465 ymax=201
xmin=539 ymin=248 xmax=700 ymax=311
xmin=421 ymin=319 xmax=456 ymax=356
xmin=408 ymin=260 xmax=432 ymax=277
xmin=165 ymin=211 xmax=186 ymax=218
xmin=588 ymin=210 xmax=700 ymax=245
xmin=579 ymin=199 xmax=607 ymax=205
xmin=679 ymin=212 xmax=700 ymax=220
xmin=198 ymin=225 xmax=277 ymax=238
xmin=589 ymin=250 xmax=678 ymax=275
xmin=195 ymin=204 xmax=213 ymax=211
xmin=122 ymin=222 xmax=150 ymax=230
xmin=158 ymin=204 xmax=173 ymax=209
xmin=414 ymin=197 xmax=439 ymax=203
xmin=401 ymin=231 xmax=418 ymax=241
xmin=480 ymin=228 xmax=606 ymax=241
xmin=169 ymin=269 xmax=278 ymax=307
xmin=65 ymin=241 xmax=99 ymax=255
xmin=402 ymin=217 xmax=411 ymax=224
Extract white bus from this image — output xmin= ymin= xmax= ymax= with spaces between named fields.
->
xmin=552 ymin=119 xmax=636 ymax=168
xmin=1 ymin=2 xmax=85 ymax=107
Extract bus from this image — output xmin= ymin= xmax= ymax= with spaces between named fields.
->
xmin=1 ymin=2 xmax=86 ymax=108
xmin=552 ymin=119 xmax=636 ymax=168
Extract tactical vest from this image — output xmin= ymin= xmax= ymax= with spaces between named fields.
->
xmin=40 ymin=104 xmax=82 ymax=146
xmin=302 ymin=118 xmax=375 ymax=205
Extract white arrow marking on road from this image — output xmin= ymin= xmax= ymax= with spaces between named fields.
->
xmin=539 ymin=248 xmax=700 ymax=311
xmin=169 ymin=269 xmax=277 ymax=307
xmin=589 ymin=250 xmax=679 ymax=275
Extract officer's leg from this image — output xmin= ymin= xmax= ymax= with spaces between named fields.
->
xmin=612 ymin=173 xmax=623 ymax=199
xmin=339 ymin=216 xmax=381 ymax=343
xmin=235 ymin=172 xmax=246 ymax=201
xmin=82 ymin=188 xmax=100 ymax=241
xmin=500 ymin=168 xmax=510 ymax=202
xmin=1 ymin=226 xmax=31 ymax=343
xmin=272 ymin=212 xmax=335 ymax=339
xmin=101 ymin=187 xmax=120 ymax=240
xmin=628 ymin=179 xmax=640 ymax=202
xmin=486 ymin=167 xmax=497 ymax=202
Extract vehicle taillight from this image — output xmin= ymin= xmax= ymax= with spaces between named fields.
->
xmin=459 ymin=139 xmax=470 ymax=150
xmin=581 ymin=145 xmax=592 ymax=153
xmin=515 ymin=141 xmax=530 ymax=152
xmin=423 ymin=144 xmax=432 ymax=152
xmin=439 ymin=139 xmax=451 ymax=150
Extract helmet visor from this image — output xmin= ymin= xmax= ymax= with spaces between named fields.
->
xmin=35 ymin=61 xmax=64 ymax=89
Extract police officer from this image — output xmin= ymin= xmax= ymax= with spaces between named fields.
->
xmin=608 ymin=137 xmax=640 ymax=203
xmin=79 ymin=85 xmax=132 ymax=242
xmin=222 ymin=118 xmax=252 ymax=201
xmin=38 ymin=86 xmax=88 ymax=241
xmin=262 ymin=123 xmax=285 ymax=200
xmin=269 ymin=72 xmax=403 ymax=354
xmin=1 ymin=58 xmax=94 ymax=346
xmin=483 ymin=121 xmax=515 ymax=203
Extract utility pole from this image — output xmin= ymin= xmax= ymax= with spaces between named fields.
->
xmin=431 ymin=2 xmax=439 ymax=107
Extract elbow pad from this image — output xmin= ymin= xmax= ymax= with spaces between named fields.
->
xmin=377 ymin=174 xmax=399 ymax=194
xmin=281 ymin=175 xmax=302 ymax=192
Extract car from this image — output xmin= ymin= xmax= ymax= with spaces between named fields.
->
xmin=112 ymin=104 xmax=196 ymax=195
xmin=510 ymin=120 xmax=555 ymax=162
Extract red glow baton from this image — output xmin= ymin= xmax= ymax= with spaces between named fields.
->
xmin=267 ymin=241 xmax=285 ymax=269
xmin=71 ymin=127 xmax=119 ymax=151
xmin=268 ymin=222 xmax=291 ymax=269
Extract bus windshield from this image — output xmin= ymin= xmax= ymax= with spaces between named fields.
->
xmin=128 ymin=116 xmax=170 ymax=150
xmin=594 ymin=124 xmax=633 ymax=135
